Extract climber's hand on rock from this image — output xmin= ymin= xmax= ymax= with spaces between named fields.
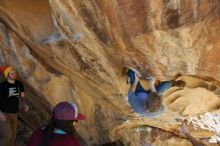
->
xmin=0 ymin=111 xmax=6 ymax=121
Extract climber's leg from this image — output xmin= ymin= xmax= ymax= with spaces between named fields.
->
xmin=155 ymin=80 xmax=186 ymax=95
xmin=127 ymin=69 xmax=149 ymax=94
xmin=156 ymin=81 xmax=173 ymax=95
xmin=128 ymin=72 xmax=139 ymax=93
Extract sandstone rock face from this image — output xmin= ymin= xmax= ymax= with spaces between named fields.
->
xmin=0 ymin=0 xmax=220 ymax=145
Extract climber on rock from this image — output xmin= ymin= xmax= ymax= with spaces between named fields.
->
xmin=0 ymin=66 xmax=29 ymax=146
xmin=27 ymin=101 xmax=86 ymax=146
xmin=127 ymin=68 xmax=163 ymax=115
xmin=126 ymin=68 xmax=185 ymax=116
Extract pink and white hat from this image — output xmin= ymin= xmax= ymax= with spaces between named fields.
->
xmin=54 ymin=102 xmax=86 ymax=121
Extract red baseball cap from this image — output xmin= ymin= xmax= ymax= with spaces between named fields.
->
xmin=54 ymin=102 xmax=86 ymax=121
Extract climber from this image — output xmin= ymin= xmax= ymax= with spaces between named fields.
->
xmin=27 ymin=101 xmax=86 ymax=146
xmin=127 ymin=68 xmax=163 ymax=115
xmin=0 ymin=66 xmax=29 ymax=146
xmin=180 ymin=121 xmax=205 ymax=146
xmin=127 ymin=68 xmax=185 ymax=116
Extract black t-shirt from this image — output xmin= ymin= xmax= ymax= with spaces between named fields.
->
xmin=0 ymin=80 xmax=24 ymax=113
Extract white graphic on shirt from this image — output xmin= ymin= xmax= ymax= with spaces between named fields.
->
xmin=8 ymin=87 xmax=19 ymax=97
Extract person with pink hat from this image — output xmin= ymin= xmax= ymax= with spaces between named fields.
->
xmin=0 ymin=66 xmax=29 ymax=146
xmin=27 ymin=101 xmax=86 ymax=146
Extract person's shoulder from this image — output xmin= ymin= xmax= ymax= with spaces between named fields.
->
xmin=0 ymin=80 xmax=7 ymax=86
xmin=15 ymin=80 xmax=24 ymax=86
xmin=62 ymin=135 xmax=81 ymax=145
xmin=15 ymin=80 xmax=23 ymax=84
xmin=0 ymin=80 xmax=7 ymax=83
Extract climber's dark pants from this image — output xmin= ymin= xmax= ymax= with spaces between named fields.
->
xmin=127 ymin=69 xmax=173 ymax=95
xmin=0 ymin=113 xmax=18 ymax=146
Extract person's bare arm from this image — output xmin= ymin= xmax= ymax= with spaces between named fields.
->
xmin=180 ymin=122 xmax=204 ymax=146
xmin=185 ymin=133 xmax=204 ymax=146
xmin=129 ymin=74 xmax=139 ymax=93
xmin=148 ymin=77 xmax=157 ymax=93
xmin=20 ymin=92 xmax=25 ymax=101
xmin=20 ymin=92 xmax=29 ymax=112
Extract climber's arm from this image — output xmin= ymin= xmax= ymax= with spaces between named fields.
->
xmin=148 ymin=77 xmax=157 ymax=93
xmin=180 ymin=122 xmax=204 ymax=146
xmin=185 ymin=133 xmax=204 ymax=146
xmin=129 ymin=74 xmax=139 ymax=93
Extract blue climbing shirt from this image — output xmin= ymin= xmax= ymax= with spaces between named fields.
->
xmin=128 ymin=91 xmax=165 ymax=118
xmin=128 ymin=91 xmax=148 ymax=113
